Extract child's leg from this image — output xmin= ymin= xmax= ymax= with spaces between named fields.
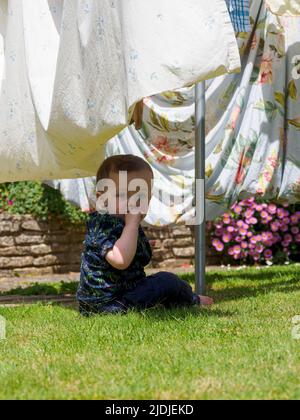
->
xmin=121 ymin=272 xmax=200 ymax=310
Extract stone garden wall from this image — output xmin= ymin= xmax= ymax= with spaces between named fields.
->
xmin=0 ymin=213 xmax=220 ymax=277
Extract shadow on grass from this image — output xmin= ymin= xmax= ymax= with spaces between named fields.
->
xmin=1 ymin=266 xmax=299 ymax=313
xmin=209 ymin=278 xmax=300 ymax=303
xmin=206 ymin=268 xmax=300 ymax=303
xmin=181 ymin=265 xmax=299 ymax=284
xmin=0 ymin=281 xmax=78 ymax=297
xmin=133 ymin=306 xmax=237 ymax=322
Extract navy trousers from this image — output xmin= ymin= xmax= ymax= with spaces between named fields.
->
xmin=79 ymin=272 xmax=200 ymax=316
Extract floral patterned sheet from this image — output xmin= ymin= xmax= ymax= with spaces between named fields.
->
xmin=266 ymin=0 xmax=300 ymax=16
xmin=46 ymin=0 xmax=300 ymax=226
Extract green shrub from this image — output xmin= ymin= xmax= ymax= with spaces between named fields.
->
xmin=0 ymin=182 xmax=88 ymax=225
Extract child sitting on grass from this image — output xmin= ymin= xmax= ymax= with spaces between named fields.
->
xmin=77 ymin=154 xmax=213 ymax=315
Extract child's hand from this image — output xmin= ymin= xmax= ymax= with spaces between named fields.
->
xmin=125 ymin=213 xmax=143 ymax=227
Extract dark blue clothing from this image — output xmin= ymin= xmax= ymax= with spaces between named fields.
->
xmin=77 ymin=212 xmax=152 ymax=307
xmin=79 ymin=271 xmax=201 ymax=316
xmin=77 ymin=212 xmax=200 ymax=316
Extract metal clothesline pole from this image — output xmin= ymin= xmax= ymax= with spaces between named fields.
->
xmin=195 ymin=82 xmax=206 ymax=295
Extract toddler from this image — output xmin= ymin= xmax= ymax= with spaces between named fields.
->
xmin=77 ymin=154 xmax=213 ymax=315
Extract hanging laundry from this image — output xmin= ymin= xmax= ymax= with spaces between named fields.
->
xmin=266 ymin=0 xmax=300 ymax=16
xmin=46 ymin=0 xmax=300 ymax=225
xmin=0 ymin=0 xmax=240 ymax=184
xmin=226 ymin=0 xmax=252 ymax=32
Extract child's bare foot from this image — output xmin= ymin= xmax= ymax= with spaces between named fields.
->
xmin=199 ymin=295 xmax=214 ymax=306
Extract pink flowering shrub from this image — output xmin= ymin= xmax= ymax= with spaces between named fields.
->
xmin=208 ymin=198 xmax=300 ymax=265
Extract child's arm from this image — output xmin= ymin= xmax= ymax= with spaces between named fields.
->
xmin=105 ymin=214 xmax=143 ymax=270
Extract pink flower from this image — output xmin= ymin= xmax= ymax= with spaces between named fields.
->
xmin=271 ymin=222 xmax=279 ymax=232
xmin=234 ymin=206 xmax=243 ymax=215
xmin=280 ymin=224 xmax=289 ymax=233
xmin=237 ymin=220 xmax=244 ymax=228
xmin=210 ymin=198 xmax=298 ymax=265
xmin=284 ymin=234 xmax=293 ymax=243
xmin=264 ymin=249 xmax=273 ymax=259
xmin=222 ymin=234 xmax=232 ymax=243
xmin=249 ymin=217 xmax=258 ymax=225
xmin=245 ymin=209 xmax=255 ymax=219
xmin=233 ymin=245 xmax=242 ymax=255
xmin=212 ymin=238 xmax=221 ymax=248
xmin=228 ymin=247 xmax=235 ymax=256
xmin=277 ymin=208 xmax=285 ymax=219
xmin=264 ymin=240 xmax=273 ymax=247
xmin=253 ymin=253 xmax=261 ymax=261
xmin=256 ymin=244 xmax=264 ymax=254
xmin=216 ymin=242 xmax=225 ymax=252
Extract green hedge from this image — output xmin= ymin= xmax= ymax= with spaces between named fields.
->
xmin=0 ymin=182 xmax=88 ymax=224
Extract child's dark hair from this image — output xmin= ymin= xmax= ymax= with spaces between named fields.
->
xmin=97 ymin=154 xmax=153 ymax=183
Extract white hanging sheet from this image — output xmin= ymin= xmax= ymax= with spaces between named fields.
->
xmin=0 ymin=0 xmax=240 ymax=183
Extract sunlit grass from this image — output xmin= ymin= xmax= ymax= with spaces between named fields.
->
xmin=0 ymin=265 xmax=299 ymax=400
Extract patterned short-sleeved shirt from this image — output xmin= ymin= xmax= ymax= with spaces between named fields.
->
xmin=77 ymin=212 xmax=153 ymax=306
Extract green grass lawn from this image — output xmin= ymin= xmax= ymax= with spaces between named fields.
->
xmin=0 ymin=265 xmax=300 ymax=400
